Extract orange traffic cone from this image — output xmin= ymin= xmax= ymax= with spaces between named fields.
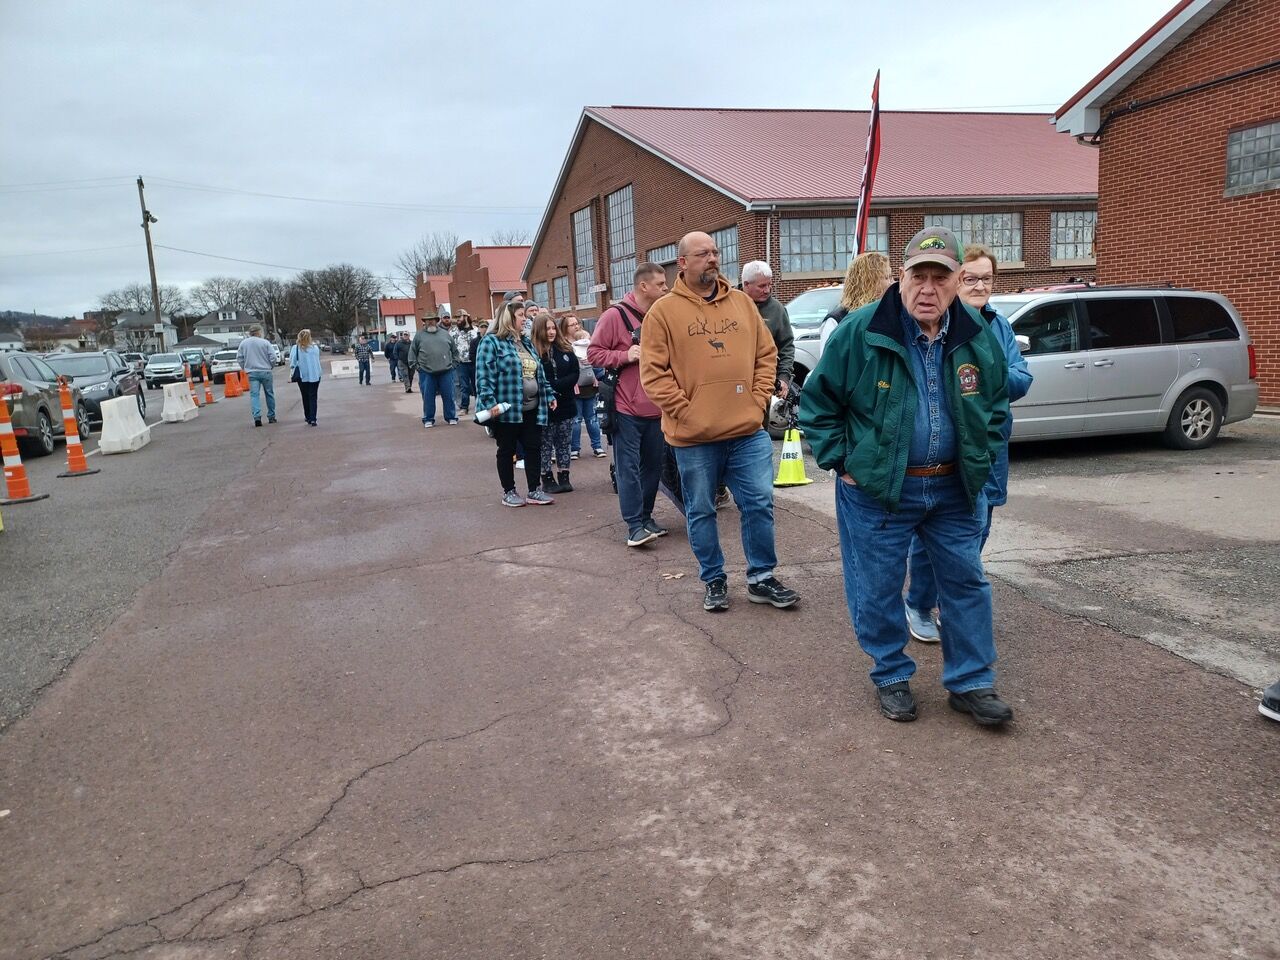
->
xmin=224 ymin=370 xmax=241 ymax=398
xmin=184 ymin=363 xmax=202 ymax=407
xmin=57 ymin=381 xmax=100 ymax=479
xmin=238 ymin=370 xmax=249 ymax=393
xmin=202 ymin=363 xmax=217 ymax=404
xmin=0 ymin=389 xmax=49 ymax=504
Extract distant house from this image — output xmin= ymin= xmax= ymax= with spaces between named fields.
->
xmin=193 ymin=307 xmax=262 ymax=345
xmin=0 ymin=326 xmax=24 ymax=351
xmin=377 ymin=298 xmax=417 ymax=342
xmin=114 ymin=311 xmax=178 ymax=352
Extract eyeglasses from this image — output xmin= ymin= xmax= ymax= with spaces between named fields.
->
xmin=961 ymin=275 xmax=995 ymax=288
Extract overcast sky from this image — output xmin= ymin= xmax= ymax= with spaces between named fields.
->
xmin=1 ymin=0 xmax=1172 ymax=317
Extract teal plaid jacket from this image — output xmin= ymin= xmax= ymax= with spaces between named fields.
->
xmin=474 ymin=334 xmax=550 ymax=425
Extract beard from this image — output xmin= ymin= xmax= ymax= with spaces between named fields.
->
xmin=697 ymin=266 xmax=719 ymax=287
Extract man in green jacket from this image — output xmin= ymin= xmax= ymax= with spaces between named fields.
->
xmin=799 ymin=226 xmax=1012 ymax=727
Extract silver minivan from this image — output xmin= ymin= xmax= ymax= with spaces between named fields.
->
xmin=990 ymin=288 xmax=1258 ymax=449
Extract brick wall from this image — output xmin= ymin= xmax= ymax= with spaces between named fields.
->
xmin=527 ymin=117 xmax=1096 ymax=319
xmin=449 ymin=242 xmax=496 ymax=323
xmin=1096 ymin=0 xmax=1280 ymax=404
xmin=414 ymin=274 xmax=440 ymax=320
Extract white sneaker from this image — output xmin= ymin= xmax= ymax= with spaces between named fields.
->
xmin=423 ymin=421 xmax=434 ymax=429
xmin=447 ymin=419 xmax=459 ymax=425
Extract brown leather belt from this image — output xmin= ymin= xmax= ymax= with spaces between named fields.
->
xmin=905 ymin=462 xmax=956 ymax=477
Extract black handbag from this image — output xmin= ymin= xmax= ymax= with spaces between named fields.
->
xmin=290 ymin=346 xmax=302 ymax=382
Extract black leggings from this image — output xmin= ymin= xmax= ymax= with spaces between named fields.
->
xmin=492 ymin=418 xmax=543 ymax=493
xmin=297 ymin=380 xmax=319 ymax=422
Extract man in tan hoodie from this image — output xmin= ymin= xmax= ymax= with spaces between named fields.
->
xmin=641 ymin=231 xmax=800 ymax=613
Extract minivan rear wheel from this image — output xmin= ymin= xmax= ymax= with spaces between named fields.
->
xmin=24 ymin=410 xmax=56 ymax=457
xmin=1163 ymin=387 xmax=1222 ymax=450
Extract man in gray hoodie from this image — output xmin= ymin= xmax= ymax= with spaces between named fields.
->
xmin=408 ymin=310 xmax=460 ymax=427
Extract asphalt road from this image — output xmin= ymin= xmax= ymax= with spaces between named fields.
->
xmin=2 ymin=372 xmax=1277 ymax=959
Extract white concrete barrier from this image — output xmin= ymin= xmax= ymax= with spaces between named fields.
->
xmin=98 ymin=395 xmax=153 ymax=454
xmin=330 ymin=359 xmax=357 ymax=378
xmin=161 ymin=382 xmax=198 ymax=422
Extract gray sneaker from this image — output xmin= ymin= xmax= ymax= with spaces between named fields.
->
xmin=525 ymin=489 xmax=555 ymax=505
xmin=501 ymin=490 xmax=524 ymax=508
xmin=905 ymin=604 xmax=941 ymax=643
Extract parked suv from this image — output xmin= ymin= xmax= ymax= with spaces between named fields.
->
xmin=144 ymin=353 xmax=186 ymax=389
xmin=989 ymin=288 xmax=1258 ymax=449
xmin=177 ymin=348 xmax=209 ymax=381
xmin=121 ymin=351 xmax=146 ymax=373
xmin=43 ymin=349 xmax=145 ymax=423
xmin=209 ymin=349 xmax=242 ymax=383
xmin=784 ymin=285 xmax=843 ymax=389
xmin=0 ymin=351 xmax=90 ymax=456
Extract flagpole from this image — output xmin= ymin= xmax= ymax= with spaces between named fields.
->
xmin=853 ymin=70 xmax=882 ymax=256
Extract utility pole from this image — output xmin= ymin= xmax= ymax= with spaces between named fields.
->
xmin=136 ymin=176 xmax=162 ymax=349
xmin=271 ymin=300 xmax=280 ymax=344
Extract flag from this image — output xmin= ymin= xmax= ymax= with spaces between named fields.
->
xmin=853 ymin=70 xmax=882 ymax=256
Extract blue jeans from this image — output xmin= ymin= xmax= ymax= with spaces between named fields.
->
xmin=357 ymin=358 xmax=371 ymax=384
xmin=418 ymin=368 xmax=456 ymax=424
xmin=906 ymin=505 xmax=996 ymax=611
xmin=613 ymin=413 xmax=663 ymax=531
xmin=248 ymin=370 xmax=275 ymax=420
xmin=571 ymin=395 xmax=602 ymax=453
xmin=387 ymin=357 xmax=398 ymax=381
xmin=672 ymin=429 xmax=776 ymax=585
xmin=836 ymin=474 xmax=995 ymax=692
xmin=455 ymin=361 xmax=475 ymax=409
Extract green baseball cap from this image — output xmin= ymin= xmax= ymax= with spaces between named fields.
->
xmin=903 ymin=226 xmax=961 ymax=271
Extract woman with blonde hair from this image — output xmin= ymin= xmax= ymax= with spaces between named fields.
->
xmin=532 ymin=310 xmax=580 ymax=494
xmin=474 ymin=301 xmax=557 ymax=507
xmin=819 ymin=251 xmax=893 ymax=354
xmin=289 ymin=328 xmax=323 ymax=426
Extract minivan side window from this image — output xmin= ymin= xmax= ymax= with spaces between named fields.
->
xmin=1085 ymin=297 xmax=1161 ymax=349
xmin=1166 ymin=297 xmax=1239 ymax=342
xmin=1011 ymin=301 xmax=1080 ymax=355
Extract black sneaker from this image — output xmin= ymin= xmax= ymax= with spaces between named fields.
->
xmin=1259 ymin=678 xmax=1280 ymax=723
xmin=643 ymin=519 xmax=668 ymax=538
xmin=948 ymin=688 xmax=1014 ymax=727
xmin=627 ymin=526 xmax=658 ymax=547
xmin=746 ymin=577 xmax=799 ymax=609
xmin=253 ymin=419 xmax=262 ymax=427
xmin=268 ymin=417 xmax=277 ymax=424
xmin=876 ymin=681 xmax=917 ymax=722
xmin=703 ymin=577 xmax=729 ymax=612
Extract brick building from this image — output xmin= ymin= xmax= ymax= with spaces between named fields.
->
xmin=522 ymin=106 xmax=1100 ymax=320
xmin=447 ymin=243 xmax=529 ymax=322
xmin=1055 ymin=0 xmax=1280 ymax=405
xmin=413 ymin=273 xmax=451 ymax=321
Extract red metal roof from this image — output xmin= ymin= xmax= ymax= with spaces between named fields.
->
xmin=587 ymin=107 xmax=1097 ymax=203
xmin=378 ymin=297 xmax=414 ymax=316
xmin=474 ymin=246 xmax=530 ymax=292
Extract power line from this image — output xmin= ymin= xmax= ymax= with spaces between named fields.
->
xmin=147 ymin=176 xmax=542 ymax=214
xmin=154 ymin=243 xmax=401 ymax=282
xmin=0 ymin=175 xmax=132 ymax=189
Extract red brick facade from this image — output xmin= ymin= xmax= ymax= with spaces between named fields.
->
xmin=1093 ymin=0 xmax=1280 ymax=404
xmin=525 ymin=118 xmax=1096 ymax=320
xmin=448 ymin=242 xmax=502 ymax=322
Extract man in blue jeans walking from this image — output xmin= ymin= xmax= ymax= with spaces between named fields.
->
xmin=800 ymin=226 xmax=1013 ymax=727
xmin=407 ymin=311 xmax=459 ymax=427
xmin=641 ymin=231 xmax=799 ymax=614
xmin=235 ymin=323 xmax=277 ymax=427
xmin=352 ymin=335 xmax=373 ymax=385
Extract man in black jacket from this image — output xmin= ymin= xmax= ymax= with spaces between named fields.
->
xmin=395 ymin=331 xmax=413 ymax=392
xmin=383 ymin=336 xmax=398 ymax=382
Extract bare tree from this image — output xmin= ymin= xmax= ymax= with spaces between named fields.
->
xmin=488 ymin=228 xmax=531 ymax=245
xmin=99 ymin=283 xmax=188 ymax=318
xmin=291 ymin=265 xmax=382 ymax=339
xmin=188 ymin=275 xmax=247 ymax=314
xmin=391 ymin=230 xmax=459 ymax=294
xmin=241 ymin=276 xmax=289 ymax=337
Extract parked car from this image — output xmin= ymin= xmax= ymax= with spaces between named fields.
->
xmin=784 ymin=285 xmax=843 ymax=388
xmin=209 ymin=349 xmax=242 ymax=383
xmin=43 ymin=349 xmax=145 ymax=423
xmin=144 ymin=353 xmax=187 ymax=389
xmin=177 ymin=348 xmax=209 ymax=381
xmin=0 ymin=351 xmax=90 ymax=456
xmin=121 ymin=351 xmax=146 ymax=373
xmin=990 ymin=287 xmax=1258 ymax=449
xmin=271 ymin=344 xmax=284 ymax=366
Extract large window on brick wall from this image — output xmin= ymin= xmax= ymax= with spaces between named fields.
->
xmin=552 ymin=276 xmax=569 ymax=310
xmin=711 ymin=225 xmax=739 ymax=284
xmin=779 ymin=215 xmax=888 ymax=272
xmin=925 ymin=212 xmax=1023 ymax=265
xmin=606 ymin=185 xmax=636 ymax=300
xmin=531 ymin=281 xmax=549 ymax=309
xmin=1226 ymin=120 xmax=1280 ymax=196
xmin=1051 ymin=211 xmax=1096 ymax=262
xmin=572 ymin=206 xmax=597 ymax=306
xmin=647 ymin=242 xmax=678 ymax=265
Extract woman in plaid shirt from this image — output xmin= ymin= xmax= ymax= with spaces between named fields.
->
xmin=474 ymin=301 xmax=557 ymax=507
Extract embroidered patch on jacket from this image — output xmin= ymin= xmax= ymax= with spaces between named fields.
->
xmin=957 ymin=363 xmax=980 ymax=397
xmin=877 ymin=380 xmax=891 ymax=390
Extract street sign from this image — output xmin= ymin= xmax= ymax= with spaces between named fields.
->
xmin=153 ymin=323 xmax=165 ymax=333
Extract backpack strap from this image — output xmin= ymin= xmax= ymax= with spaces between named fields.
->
xmin=612 ymin=300 xmax=643 ymax=333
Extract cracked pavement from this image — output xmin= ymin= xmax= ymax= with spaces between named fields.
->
xmin=2 ymin=376 xmax=1278 ymax=959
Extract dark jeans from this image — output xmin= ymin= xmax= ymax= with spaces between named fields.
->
xmin=492 ymin=419 xmax=544 ymax=494
xmin=613 ymin=412 xmax=663 ymax=531
xmin=398 ymin=361 xmax=412 ymax=389
xmin=417 ymin=368 xmax=456 ymax=423
xmin=456 ymin=361 xmax=475 ymax=410
xmin=387 ymin=357 xmax=397 ymax=381
xmin=357 ymin=358 xmax=371 ymax=384
xmin=296 ymin=380 xmax=319 ymax=423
